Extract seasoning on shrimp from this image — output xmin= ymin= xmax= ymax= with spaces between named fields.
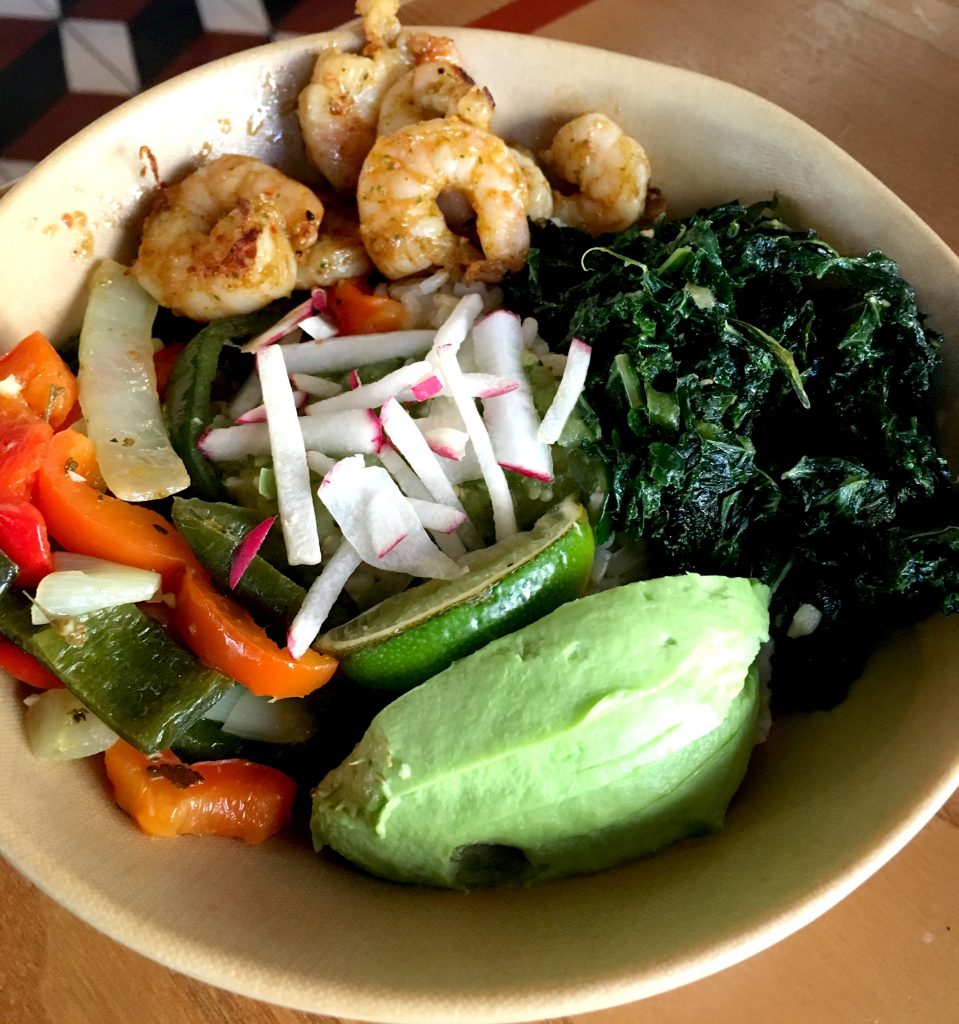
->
xmin=377 ymin=60 xmax=495 ymax=137
xmin=131 ymin=154 xmax=324 ymax=321
xmin=542 ymin=112 xmax=651 ymax=236
xmin=357 ymin=117 xmax=530 ymax=282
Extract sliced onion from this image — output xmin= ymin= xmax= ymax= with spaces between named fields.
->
xmin=199 ymin=408 xmax=382 ymax=461
xmin=305 ymin=361 xmax=434 ymax=415
xmin=78 ymin=260 xmax=189 ymax=501
xmin=229 ymin=515 xmax=277 ymax=589
xmin=202 ymin=685 xmax=244 ymax=723
xmin=24 ymin=689 xmax=118 ymax=760
xmin=32 ymin=561 xmax=161 ymax=623
xmin=241 ymin=290 xmax=326 ymax=353
xmin=473 ymin=310 xmax=553 ymax=482
xmin=287 ymin=541 xmax=363 ymax=659
xmin=281 ymin=330 xmax=435 ymax=374
xmin=435 ymin=342 xmax=518 ymax=540
xmin=319 ymin=456 xmax=465 ymax=580
xmin=221 ymin=688 xmax=317 ymax=743
xmin=537 ymin=337 xmax=592 ymax=444
xmin=256 ymin=345 xmax=321 ymax=566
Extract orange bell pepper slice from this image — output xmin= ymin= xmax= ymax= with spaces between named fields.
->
xmin=104 ymin=739 xmax=296 ymax=843
xmin=0 ymin=330 xmax=78 ymax=428
xmin=34 ymin=429 xmax=202 ymax=591
xmin=330 ymin=279 xmax=410 ymax=335
xmin=0 ymin=394 xmax=54 ymax=499
xmin=174 ymin=570 xmax=337 ymax=698
xmin=0 ymin=638 xmax=63 ymax=689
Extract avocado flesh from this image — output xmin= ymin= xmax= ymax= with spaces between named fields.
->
xmin=311 ymin=574 xmax=770 ymax=887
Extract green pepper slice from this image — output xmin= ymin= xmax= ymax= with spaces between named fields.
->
xmin=0 ymin=590 xmax=234 ymax=753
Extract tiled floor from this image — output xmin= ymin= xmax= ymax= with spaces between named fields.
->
xmin=0 ymin=0 xmax=596 ymax=186
xmin=0 ymin=0 xmax=358 ymax=183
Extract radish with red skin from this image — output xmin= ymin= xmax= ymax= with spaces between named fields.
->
xmin=280 ymin=330 xmax=435 ymax=375
xmin=538 ymin=337 xmax=592 ymax=444
xmin=229 ymin=516 xmax=278 ymax=589
xmin=287 ymin=541 xmax=362 ymax=659
xmin=199 ymin=409 xmax=382 ymax=461
xmin=235 ymin=390 xmax=307 ymax=424
xmin=473 ymin=310 xmax=554 ymax=483
xmin=304 ymin=361 xmax=435 ymax=416
xmin=241 ymin=289 xmax=326 ymax=353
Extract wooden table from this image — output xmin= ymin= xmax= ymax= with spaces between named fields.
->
xmin=2 ymin=1 xmax=958 ymax=1021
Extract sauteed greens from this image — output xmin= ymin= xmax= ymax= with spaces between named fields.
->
xmin=504 ymin=199 xmax=959 ymax=711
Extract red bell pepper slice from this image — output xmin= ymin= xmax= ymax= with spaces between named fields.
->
xmin=0 ymin=638 xmax=63 ymax=689
xmin=0 ymin=498 xmax=53 ymax=588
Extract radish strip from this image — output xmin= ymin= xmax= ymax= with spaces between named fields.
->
xmin=229 ymin=515 xmax=277 ymax=589
xmin=348 ymin=369 xmax=362 ymax=391
xmin=410 ymin=375 xmax=443 ymax=401
xmin=235 ymin=390 xmax=307 ymax=424
xmin=537 ymin=337 xmax=593 ymax=444
xmin=435 ymin=343 xmax=518 ymax=540
xmin=228 ymin=372 xmax=263 ymax=419
xmin=256 ymin=345 xmax=321 ymax=565
xmin=422 ymin=426 xmax=469 ymax=461
xmin=432 ymin=292 xmax=484 ymax=353
xmin=281 ymin=330 xmax=435 ymax=374
xmin=319 ymin=457 xmax=464 ymax=580
xmin=306 ymin=450 xmax=336 ymax=476
xmin=290 ymin=373 xmax=344 ymax=398
xmin=199 ymin=409 xmax=381 ymax=461
xmin=473 ymin=310 xmax=553 ymax=483
xmin=299 ymin=314 xmax=337 ymax=341
xmin=305 ymin=361 xmax=433 ymax=415
xmin=378 ymin=445 xmax=432 ymax=500
xmin=241 ymin=290 xmax=325 ymax=352
xmin=407 ymin=498 xmax=468 ymax=533
xmin=287 ymin=542 xmax=363 ymax=659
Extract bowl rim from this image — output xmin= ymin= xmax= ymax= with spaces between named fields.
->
xmin=2 ymin=25 xmax=959 ymax=1024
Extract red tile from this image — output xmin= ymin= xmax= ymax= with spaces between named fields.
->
xmin=469 ymin=0 xmax=596 ymax=32
xmin=0 ymin=17 xmax=55 ymax=68
xmin=149 ymin=31 xmax=267 ymax=85
xmin=66 ymin=0 xmax=154 ymax=20
xmin=2 ymin=93 xmax=125 ymax=162
xmin=276 ymin=0 xmax=356 ymax=34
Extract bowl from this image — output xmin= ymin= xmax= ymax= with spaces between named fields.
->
xmin=1 ymin=26 xmax=959 ymax=1024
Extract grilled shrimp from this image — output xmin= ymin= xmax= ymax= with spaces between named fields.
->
xmin=378 ymin=60 xmax=494 ymax=136
xmin=357 ymin=117 xmax=529 ymax=282
xmin=542 ymin=112 xmax=650 ymax=235
xmin=132 ymin=154 xmax=323 ymax=321
xmin=509 ymin=144 xmax=553 ymax=223
xmin=355 ymin=0 xmax=401 ymax=51
xmin=296 ymin=204 xmax=373 ymax=287
xmin=297 ymin=45 xmax=409 ymax=191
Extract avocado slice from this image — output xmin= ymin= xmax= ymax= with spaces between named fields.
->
xmin=311 ymin=573 xmax=770 ymax=887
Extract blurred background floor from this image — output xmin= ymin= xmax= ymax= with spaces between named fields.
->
xmin=0 ymin=0 xmax=586 ymax=185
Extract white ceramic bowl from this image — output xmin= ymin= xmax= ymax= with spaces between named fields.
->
xmin=1 ymin=28 xmax=958 ymax=1024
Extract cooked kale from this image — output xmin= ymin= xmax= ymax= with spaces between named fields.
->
xmin=503 ymin=200 xmax=959 ymax=711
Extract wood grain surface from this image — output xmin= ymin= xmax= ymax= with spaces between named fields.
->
xmin=2 ymin=1 xmax=958 ymax=1021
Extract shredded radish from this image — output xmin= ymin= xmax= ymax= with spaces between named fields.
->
xmin=410 ymin=375 xmax=443 ymax=401
xmin=432 ymin=292 xmax=484 ymax=352
xmin=538 ymin=337 xmax=592 ymax=444
xmin=241 ymin=290 xmax=325 ymax=352
xmin=422 ymin=426 xmax=469 ymax=461
xmin=281 ymin=330 xmax=435 ymax=374
xmin=229 ymin=515 xmax=277 ymax=589
xmin=256 ymin=345 xmax=321 ymax=565
xmin=380 ymin=398 xmax=469 ymax=514
xmin=378 ymin=445 xmax=432 ymax=500
xmin=227 ymin=372 xmax=263 ymax=419
xmin=305 ymin=361 xmax=434 ymax=415
xmin=407 ymin=498 xmax=468 ymax=533
xmin=306 ymin=450 xmax=336 ymax=476
xmin=287 ymin=541 xmax=363 ymax=659
xmin=319 ymin=456 xmax=464 ymax=580
xmin=235 ymin=390 xmax=307 ymax=423
xmin=199 ymin=409 xmax=382 ymax=461
xmin=473 ymin=310 xmax=553 ymax=483
xmin=434 ymin=342 xmax=518 ymax=540
xmin=299 ymin=314 xmax=337 ymax=341
xmin=291 ymin=373 xmax=343 ymax=399
xmin=348 ymin=368 xmax=362 ymax=391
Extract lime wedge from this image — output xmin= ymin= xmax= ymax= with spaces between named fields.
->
xmin=315 ymin=497 xmax=595 ymax=690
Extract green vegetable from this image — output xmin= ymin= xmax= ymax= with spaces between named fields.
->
xmin=0 ymin=590 xmax=233 ymax=753
xmin=171 ymin=497 xmax=306 ymax=637
xmin=504 ymin=199 xmax=959 ymax=710
xmin=0 ymin=551 xmax=16 ymax=597
xmin=164 ymin=309 xmax=277 ymax=499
